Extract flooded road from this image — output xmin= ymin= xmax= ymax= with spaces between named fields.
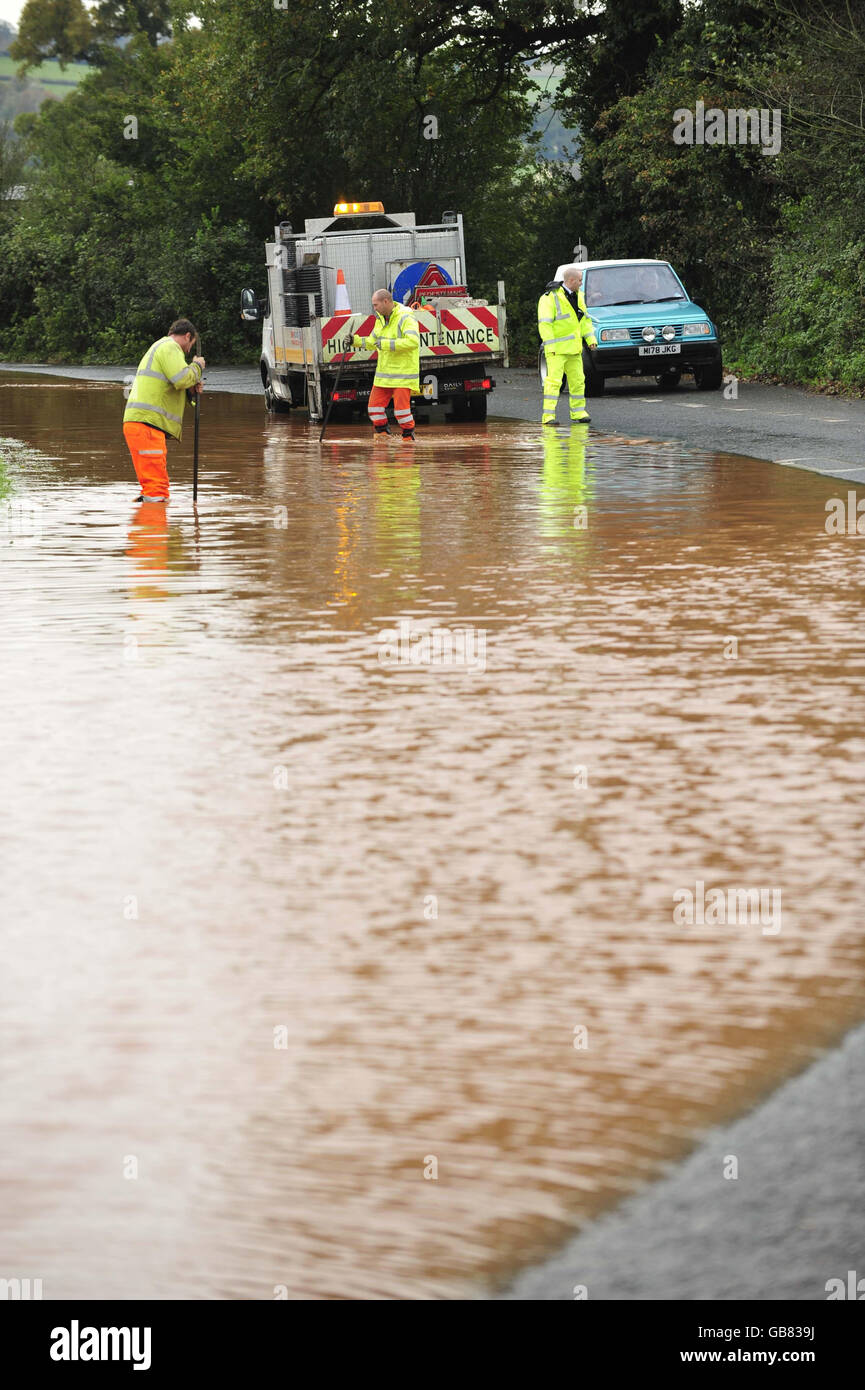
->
xmin=1 ymin=375 xmax=863 ymax=1299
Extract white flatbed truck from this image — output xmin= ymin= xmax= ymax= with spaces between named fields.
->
xmin=240 ymin=201 xmax=508 ymax=422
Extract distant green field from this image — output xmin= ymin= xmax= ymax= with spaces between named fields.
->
xmin=0 ymin=55 xmax=90 ymax=86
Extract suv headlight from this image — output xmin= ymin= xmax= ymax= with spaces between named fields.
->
xmin=682 ymin=321 xmax=711 ymax=336
xmin=661 ymin=324 xmax=676 ymax=341
xmin=641 ymin=325 xmax=657 ymax=342
xmin=599 ymin=328 xmax=630 ymax=342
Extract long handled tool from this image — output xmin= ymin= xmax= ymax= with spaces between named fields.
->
xmin=192 ymin=333 xmax=201 ymax=503
xmin=318 ymin=310 xmax=361 ymax=442
xmin=318 ymin=347 xmax=349 ymax=443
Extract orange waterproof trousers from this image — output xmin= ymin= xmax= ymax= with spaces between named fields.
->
xmin=124 ymin=421 xmax=170 ymax=499
xmin=368 ymin=385 xmax=414 ymax=432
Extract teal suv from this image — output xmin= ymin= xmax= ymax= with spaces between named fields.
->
xmin=570 ymin=259 xmax=723 ymax=396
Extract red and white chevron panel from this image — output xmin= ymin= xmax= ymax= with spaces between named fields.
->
xmin=320 ymin=305 xmax=500 ymax=362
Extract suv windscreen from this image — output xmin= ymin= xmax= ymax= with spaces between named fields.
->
xmin=583 ymin=264 xmax=686 ymax=308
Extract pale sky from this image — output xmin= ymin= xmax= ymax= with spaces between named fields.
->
xmin=0 ymin=0 xmax=24 ymax=28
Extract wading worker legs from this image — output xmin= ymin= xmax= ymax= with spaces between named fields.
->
xmin=353 ymin=289 xmax=420 ymax=440
xmin=123 ymin=318 xmax=205 ymax=501
xmin=124 ymin=421 xmax=170 ymax=500
xmin=367 ymin=385 xmax=415 ymax=435
xmin=538 ymin=265 xmax=597 ymax=426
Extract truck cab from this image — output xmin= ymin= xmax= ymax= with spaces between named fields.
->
xmin=552 ymin=258 xmax=723 ymax=395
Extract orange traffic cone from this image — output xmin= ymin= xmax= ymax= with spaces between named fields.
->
xmin=333 ymin=268 xmax=351 ymax=318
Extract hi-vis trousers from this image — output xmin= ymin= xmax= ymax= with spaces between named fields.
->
xmin=124 ymin=421 xmax=170 ymax=498
xmin=541 ymin=350 xmax=588 ymax=423
xmin=368 ymin=385 xmax=414 ymax=433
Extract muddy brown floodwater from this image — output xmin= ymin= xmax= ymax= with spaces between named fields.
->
xmin=1 ymin=374 xmax=863 ymax=1300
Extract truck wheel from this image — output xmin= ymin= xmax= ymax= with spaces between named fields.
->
xmin=264 ymin=376 xmax=291 ymax=413
xmin=449 ymin=399 xmax=469 ymax=421
xmin=467 ymin=394 xmax=487 ymax=421
xmin=657 ymin=371 xmax=681 ymax=391
xmin=583 ymin=346 xmax=605 ymax=397
xmin=694 ymin=362 xmax=723 ymax=391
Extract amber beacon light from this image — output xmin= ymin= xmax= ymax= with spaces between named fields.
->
xmin=333 ymin=200 xmax=385 ymax=216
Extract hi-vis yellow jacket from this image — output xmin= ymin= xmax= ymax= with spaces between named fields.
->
xmin=355 ymin=305 xmax=420 ymax=392
xmin=124 ymin=337 xmax=203 ymax=441
xmin=537 ymin=285 xmax=597 ymax=356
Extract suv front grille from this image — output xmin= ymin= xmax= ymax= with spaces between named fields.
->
xmin=628 ymin=324 xmax=684 ymax=341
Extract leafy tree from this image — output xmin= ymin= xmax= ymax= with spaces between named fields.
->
xmin=555 ymin=0 xmax=684 ymax=130
xmin=755 ymin=1 xmax=865 ymax=173
xmin=10 ymin=0 xmax=97 ymax=68
xmin=0 ymin=119 xmax=27 ymax=202
xmin=10 ymin=0 xmax=171 ymax=71
xmin=92 ymin=1 xmax=173 ymax=48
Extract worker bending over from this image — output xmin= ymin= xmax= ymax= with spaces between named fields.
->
xmin=123 ymin=318 xmax=205 ymax=502
xmin=538 ymin=266 xmax=597 ymax=427
xmin=353 ymin=290 xmax=420 ymax=440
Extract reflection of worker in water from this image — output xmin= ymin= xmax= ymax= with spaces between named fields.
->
xmin=125 ymin=499 xmax=171 ymax=602
xmin=539 ymin=425 xmax=593 ymax=548
xmin=124 ymin=500 xmax=195 ymax=653
xmin=538 ymin=266 xmax=597 ymax=427
xmin=369 ymin=454 xmax=422 ymax=579
xmin=123 ymin=318 xmax=205 ymax=503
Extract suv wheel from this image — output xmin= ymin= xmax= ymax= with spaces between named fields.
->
xmin=583 ymin=345 xmax=605 ymax=397
xmin=694 ymin=363 xmax=723 ymax=392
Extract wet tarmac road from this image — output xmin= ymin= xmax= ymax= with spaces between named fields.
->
xmin=500 ymin=1016 xmax=865 ymax=1301
xmin=1 ymin=375 xmax=863 ymax=1299
xmin=3 ymin=362 xmax=864 ymax=484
